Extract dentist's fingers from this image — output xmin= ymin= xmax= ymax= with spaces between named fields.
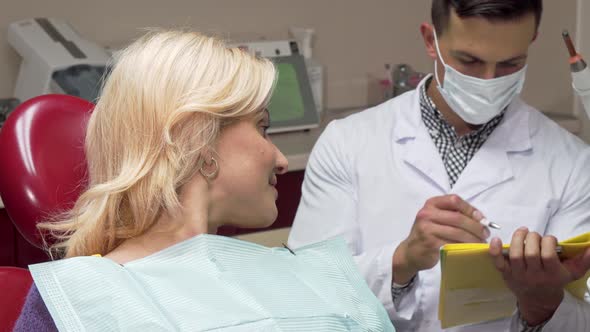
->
xmin=508 ymin=227 xmax=529 ymax=275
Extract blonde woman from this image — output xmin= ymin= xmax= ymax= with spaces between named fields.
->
xmin=14 ymin=30 xmax=394 ymax=331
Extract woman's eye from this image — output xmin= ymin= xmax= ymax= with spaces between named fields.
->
xmin=260 ymin=125 xmax=270 ymax=137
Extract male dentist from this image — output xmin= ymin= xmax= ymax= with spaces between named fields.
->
xmin=289 ymin=0 xmax=590 ymax=331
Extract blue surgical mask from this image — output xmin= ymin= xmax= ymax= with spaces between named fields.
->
xmin=433 ymin=29 xmax=527 ymax=125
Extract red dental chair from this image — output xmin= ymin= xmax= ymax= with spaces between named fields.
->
xmin=0 ymin=94 xmax=93 ymax=330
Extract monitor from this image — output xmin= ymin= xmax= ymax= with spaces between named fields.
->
xmin=267 ymin=54 xmax=319 ymax=133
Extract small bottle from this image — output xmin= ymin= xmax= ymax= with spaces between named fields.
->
xmin=393 ymin=64 xmax=413 ymax=97
xmin=380 ymin=64 xmax=393 ymax=101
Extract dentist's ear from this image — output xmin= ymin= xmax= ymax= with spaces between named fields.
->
xmin=532 ymin=31 xmax=538 ymax=43
xmin=420 ymin=23 xmax=438 ymax=60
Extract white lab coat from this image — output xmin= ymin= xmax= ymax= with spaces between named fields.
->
xmin=288 ymin=77 xmax=590 ymax=331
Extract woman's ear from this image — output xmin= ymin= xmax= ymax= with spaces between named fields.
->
xmin=198 ymin=150 xmax=219 ymax=181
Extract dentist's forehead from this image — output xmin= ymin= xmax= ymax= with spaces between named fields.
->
xmin=443 ymin=11 xmax=536 ymax=62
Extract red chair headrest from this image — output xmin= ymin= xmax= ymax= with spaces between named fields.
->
xmin=0 ymin=94 xmax=94 ymax=248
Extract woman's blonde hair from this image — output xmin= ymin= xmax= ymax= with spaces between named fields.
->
xmin=38 ymin=29 xmax=276 ymax=258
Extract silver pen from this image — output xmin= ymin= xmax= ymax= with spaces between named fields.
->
xmin=480 ymin=218 xmax=501 ymax=230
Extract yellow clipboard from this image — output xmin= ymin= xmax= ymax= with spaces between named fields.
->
xmin=438 ymin=232 xmax=590 ymax=328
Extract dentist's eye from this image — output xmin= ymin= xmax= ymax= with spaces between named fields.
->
xmin=459 ymin=59 xmax=481 ymax=66
xmin=499 ymin=62 xmax=520 ymax=69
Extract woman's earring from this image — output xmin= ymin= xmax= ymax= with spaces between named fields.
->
xmin=199 ymin=157 xmax=219 ymax=180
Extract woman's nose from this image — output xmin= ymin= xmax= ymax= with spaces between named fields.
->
xmin=274 ymin=147 xmax=289 ymax=175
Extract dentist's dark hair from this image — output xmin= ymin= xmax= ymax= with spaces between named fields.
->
xmin=432 ymin=0 xmax=543 ymax=36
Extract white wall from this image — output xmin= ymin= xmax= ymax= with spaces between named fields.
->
xmin=0 ymin=0 xmax=579 ymax=116
xmin=0 ymin=0 xmax=430 ymax=109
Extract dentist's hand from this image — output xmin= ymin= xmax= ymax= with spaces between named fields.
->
xmin=489 ymin=228 xmax=590 ymax=326
xmin=392 ymin=195 xmax=489 ymax=284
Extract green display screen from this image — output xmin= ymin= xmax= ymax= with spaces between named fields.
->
xmin=267 ymin=63 xmax=305 ymax=122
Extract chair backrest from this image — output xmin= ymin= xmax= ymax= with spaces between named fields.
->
xmin=0 ymin=94 xmax=93 ymax=248
xmin=0 ymin=267 xmax=33 ymax=330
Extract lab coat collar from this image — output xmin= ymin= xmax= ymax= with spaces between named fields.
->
xmin=495 ymin=96 xmax=532 ymax=153
xmin=391 ymin=74 xmax=429 ymax=142
xmin=392 ymin=74 xmax=533 ymax=196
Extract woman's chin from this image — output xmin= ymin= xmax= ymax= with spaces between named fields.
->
xmin=252 ymin=214 xmax=277 ymax=229
xmin=225 ymin=204 xmax=278 ymax=229
xmin=250 ymin=208 xmax=278 ymax=229
xmin=227 ymin=217 xmax=275 ymax=231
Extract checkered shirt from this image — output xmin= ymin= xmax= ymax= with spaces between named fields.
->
xmin=419 ymin=78 xmax=505 ymax=187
